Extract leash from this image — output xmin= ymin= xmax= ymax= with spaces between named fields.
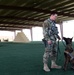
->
xmin=57 ymin=39 xmax=61 ymax=54
xmin=57 ymin=39 xmax=67 ymax=60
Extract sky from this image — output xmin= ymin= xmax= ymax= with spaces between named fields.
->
xmin=0 ymin=20 xmax=74 ymax=42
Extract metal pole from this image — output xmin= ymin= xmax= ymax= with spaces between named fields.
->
xmin=30 ymin=27 xmax=33 ymax=41
xmin=59 ymin=21 xmax=63 ymax=40
xmin=14 ymin=30 xmax=16 ymax=39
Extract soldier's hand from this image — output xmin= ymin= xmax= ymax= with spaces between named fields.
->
xmin=58 ymin=37 xmax=61 ymax=40
xmin=58 ymin=36 xmax=61 ymax=40
xmin=48 ymin=40 xmax=52 ymax=44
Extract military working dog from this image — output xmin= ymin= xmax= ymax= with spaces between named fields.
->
xmin=63 ymin=37 xmax=74 ymax=70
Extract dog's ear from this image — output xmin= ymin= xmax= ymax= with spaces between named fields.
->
xmin=71 ymin=37 xmax=73 ymax=40
xmin=72 ymin=37 xmax=73 ymax=40
xmin=63 ymin=37 xmax=66 ymax=40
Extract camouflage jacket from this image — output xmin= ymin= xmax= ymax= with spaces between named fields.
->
xmin=43 ymin=18 xmax=59 ymax=41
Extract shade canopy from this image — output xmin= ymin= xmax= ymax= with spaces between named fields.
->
xmin=0 ymin=0 xmax=74 ymax=31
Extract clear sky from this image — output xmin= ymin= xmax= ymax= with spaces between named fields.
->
xmin=0 ymin=20 xmax=74 ymax=41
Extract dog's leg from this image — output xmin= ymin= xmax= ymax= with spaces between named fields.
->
xmin=70 ymin=60 xmax=74 ymax=69
xmin=64 ymin=54 xmax=70 ymax=70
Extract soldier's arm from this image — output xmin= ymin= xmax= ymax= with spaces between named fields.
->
xmin=43 ymin=20 xmax=51 ymax=41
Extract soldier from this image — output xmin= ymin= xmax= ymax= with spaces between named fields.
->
xmin=43 ymin=12 xmax=61 ymax=72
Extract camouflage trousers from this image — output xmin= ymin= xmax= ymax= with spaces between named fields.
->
xmin=43 ymin=40 xmax=57 ymax=64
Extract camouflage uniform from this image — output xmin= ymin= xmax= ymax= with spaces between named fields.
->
xmin=43 ymin=18 xmax=60 ymax=64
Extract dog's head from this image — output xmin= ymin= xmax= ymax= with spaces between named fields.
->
xmin=63 ymin=37 xmax=73 ymax=45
